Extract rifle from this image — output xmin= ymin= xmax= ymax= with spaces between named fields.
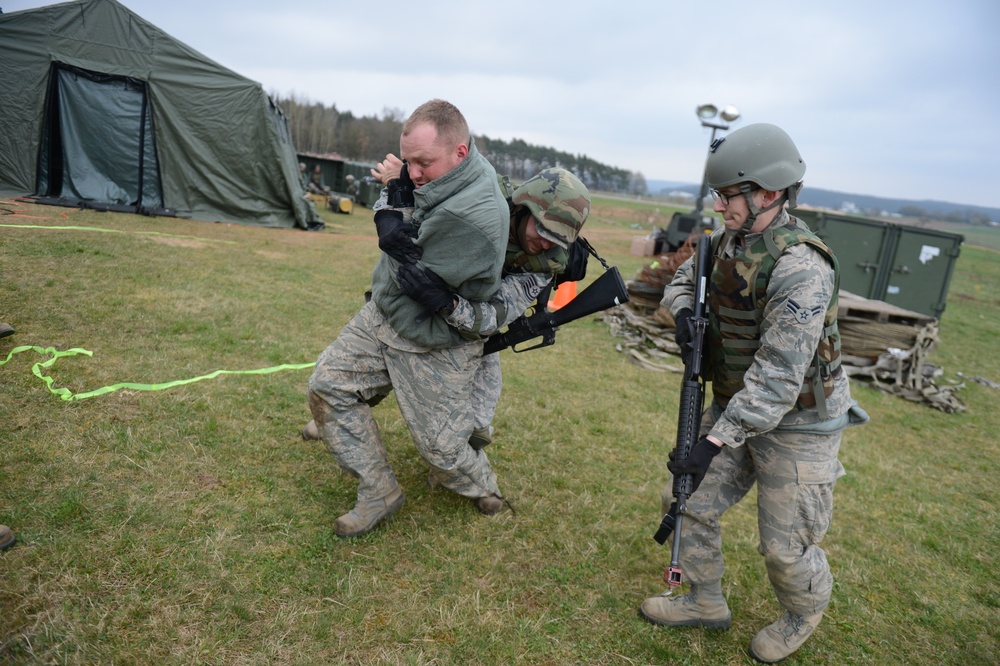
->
xmin=652 ymin=233 xmax=713 ymax=591
xmin=482 ymin=265 xmax=630 ymax=355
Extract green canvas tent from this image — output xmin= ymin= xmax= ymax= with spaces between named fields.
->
xmin=0 ymin=0 xmax=317 ymax=229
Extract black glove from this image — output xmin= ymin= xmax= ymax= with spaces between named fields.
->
xmin=374 ymin=209 xmax=422 ymax=264
xmin=397 ymin=263 xmax=455 ymax=314
xmin=673 ymin=307 xmax=694 ymax=363
xmin=386 ymin=162 xmax=416 ymax=209
xmin=667 ymin=436 xmax=723 ymax=494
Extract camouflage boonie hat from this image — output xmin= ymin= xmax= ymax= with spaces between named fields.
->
xmin=512 ymin=168 xmax=590 ymax=248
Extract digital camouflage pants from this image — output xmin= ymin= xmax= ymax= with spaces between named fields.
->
xmin=470 ymin=352 xmax=502 ymax=431
xmin=662 ymin=407 xmax=847 ymax=616
xmin=308 ymin=301 xmax=500 ymax=503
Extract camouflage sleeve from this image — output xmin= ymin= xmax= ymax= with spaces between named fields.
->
xmin=660 ymin=254 xmax=696 ymax=315
xmin=371 ymin=187 xmax=415 ymax=222
xmin=445 ymin=273 xmax=552 ymax=336
xmin=710 ymin=243 xmax=836 ymax=446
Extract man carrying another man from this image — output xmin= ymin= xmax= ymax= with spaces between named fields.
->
xmin=307 ymin=99 xmax=509 ymax=538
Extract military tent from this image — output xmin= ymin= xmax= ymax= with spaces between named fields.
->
xmin=0 ymin=0 xmax=317 ymax=229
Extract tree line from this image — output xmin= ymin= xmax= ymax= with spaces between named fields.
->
xmin=273 ymin=93 xmax=648 ymax=196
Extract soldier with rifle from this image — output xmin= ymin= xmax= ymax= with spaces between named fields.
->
xmin=397 ymin=167 xmax=599 ymax=451
xmin=304 ymin=165 xmax=629 ymax=459
xmin=640 ymin=123 xmax=868 ymax=663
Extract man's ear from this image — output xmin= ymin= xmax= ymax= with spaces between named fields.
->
xmin=456 ymin=143 xmax=469 ymax=159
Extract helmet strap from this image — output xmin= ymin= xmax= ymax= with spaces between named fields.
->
xmin=738 ymin=187 xmax=787 ymax=235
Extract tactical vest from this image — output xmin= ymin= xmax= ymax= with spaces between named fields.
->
xmin=707 ymin=219 xmax=843 ymax=418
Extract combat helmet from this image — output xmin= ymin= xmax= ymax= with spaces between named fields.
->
xmin=512 ymin=168 xmax=590 ymax=249
xmin=706 ymin=123 xmax=805 ymax=193
xmin=706 ymin=123 xmax=806 ymax=233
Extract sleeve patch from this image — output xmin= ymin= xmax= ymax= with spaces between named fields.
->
xmin=785 ymin=298 xmax=824 ymax=324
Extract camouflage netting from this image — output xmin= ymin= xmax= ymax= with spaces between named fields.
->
xmin=603 ymin=243 xmax=967 ymax=413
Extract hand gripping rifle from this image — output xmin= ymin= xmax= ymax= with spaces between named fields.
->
xmin=652 ymin=233 xmax=713 ymax=591
xmin=482 ymin=263 xmax=630 ymax=355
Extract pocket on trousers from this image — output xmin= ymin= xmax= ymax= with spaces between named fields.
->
xmin=793 ymin=459 xmax=845 ymax=545
xmin=795 ymin=459 xmax=845 ymax=485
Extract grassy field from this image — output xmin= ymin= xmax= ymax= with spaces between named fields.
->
xmin=1 ymin=196 xmax=997 ymax=665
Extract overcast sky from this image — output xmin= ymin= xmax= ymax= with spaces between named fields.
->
xmin=6 ymin=0 xmax=1000 ymax=209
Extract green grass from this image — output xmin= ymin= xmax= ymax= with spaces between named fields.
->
xmin=1 ymin=198 xmax=998 ymax=665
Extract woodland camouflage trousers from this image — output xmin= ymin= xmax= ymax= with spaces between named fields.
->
xmin=662 ymin=406 xmax=847 ymax=616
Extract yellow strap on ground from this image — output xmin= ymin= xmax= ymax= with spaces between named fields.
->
xmin=0 ymin=345 xmax=314 ymax=401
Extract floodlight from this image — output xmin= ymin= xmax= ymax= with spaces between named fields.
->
xmin=696 ymin=104 xmax=718 ymax=120
xmin=691 ymin=103 xmax=741 ymax=215
xmin=720 ymin=105 xmax=741 ymax=122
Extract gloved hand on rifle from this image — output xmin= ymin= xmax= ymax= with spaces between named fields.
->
xmin=673 ymin=307 xmax=694 ymax=364
xmin=374 ymin=210 xmax=422 ymax=264
xmin=397 ymin=263 xmax=456 ymax=316
xmin=667 ymin=436 xmax=723 ymax=494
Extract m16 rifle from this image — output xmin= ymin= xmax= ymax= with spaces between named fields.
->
xmin=483 ymin=265 xmax=630 ymax=355
xmin=652 ymin=233 xmax=713 ymax=591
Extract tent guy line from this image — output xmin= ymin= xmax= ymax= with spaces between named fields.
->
xmin=0 ymin=222 xmax=239 ymax=244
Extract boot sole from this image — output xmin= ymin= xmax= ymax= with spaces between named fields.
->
xmin=749 ymin=644 xmax=783 ymax=664
xmin=638 ymin=607 xmax=731 ymax=630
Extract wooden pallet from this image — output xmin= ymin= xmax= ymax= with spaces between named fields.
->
xmin=837 ymin=291 xmax=935 ymax=327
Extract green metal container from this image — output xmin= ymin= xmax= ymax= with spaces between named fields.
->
xmin=794 ymin=210 xmax=963 ymax=319
xmin=297 ymin=154 xmax=381 ymax=207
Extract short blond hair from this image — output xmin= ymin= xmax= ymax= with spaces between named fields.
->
xmin=402 ymin=99 xmax=470 ymax=150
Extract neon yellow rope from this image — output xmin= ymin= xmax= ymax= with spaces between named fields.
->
xmin=1 ymin=345 xmax=314 ymax=401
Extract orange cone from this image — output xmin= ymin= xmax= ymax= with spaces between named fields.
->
xmin=548 ymin=281 xmax=577 ymax=310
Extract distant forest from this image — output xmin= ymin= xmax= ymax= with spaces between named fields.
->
xmin=656 ymin=182 xmax=1000 ymax=225
xmin=274 ymin=93 xmax=649 ymax=195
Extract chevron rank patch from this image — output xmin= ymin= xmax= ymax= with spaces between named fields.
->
xmin=785 ymin=298 xmax=824 ymax=324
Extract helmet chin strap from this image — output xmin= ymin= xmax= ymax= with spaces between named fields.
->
xmin=738 ymin=186 xmax=787 ymax=235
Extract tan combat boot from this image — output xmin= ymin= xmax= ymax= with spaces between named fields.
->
xmin=639 ymin=582 xmax=731 ymax=629
xmin=301 ymin=419 xmax=320 ymax=441
xmin=334 ymin=487 xmax=405 ymax=538
xmin=749 ymin=610 xmax=823 ymax=663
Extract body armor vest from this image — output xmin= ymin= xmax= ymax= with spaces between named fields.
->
xmin=707 ymin=219 xmax=843 ymax=417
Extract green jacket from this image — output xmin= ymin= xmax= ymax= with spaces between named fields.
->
xmin=370 ymin=140 xmax=508 ymax=348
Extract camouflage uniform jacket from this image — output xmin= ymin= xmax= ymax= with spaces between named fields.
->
xmin=445 ymin=242 xmax=568 ymax=336
xmin=370 ymin=140 xmax=508 ymax=348
xmin=662 ymin=209 xmax=853 ymax=447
